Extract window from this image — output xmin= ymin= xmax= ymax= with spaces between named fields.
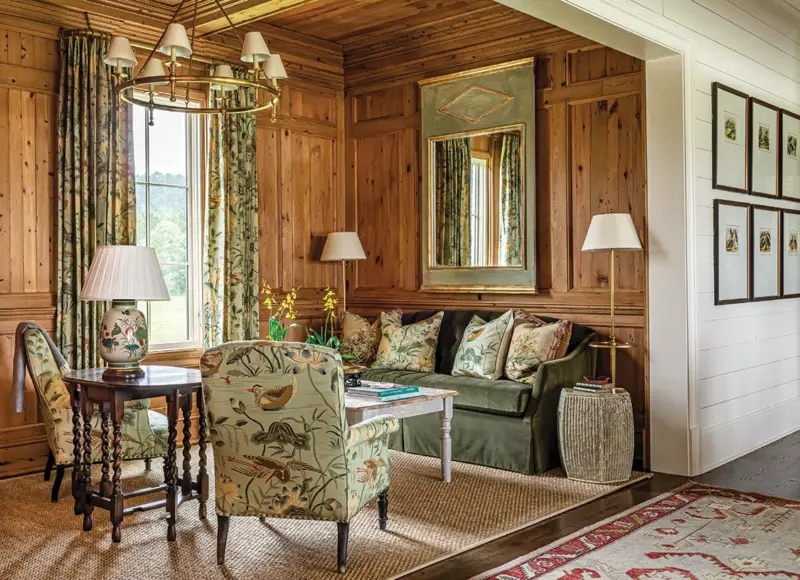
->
xmin=470 ymin=156 xmax=489 ymax=266
xmin=133 ymin=98 xmax=202 ymax=351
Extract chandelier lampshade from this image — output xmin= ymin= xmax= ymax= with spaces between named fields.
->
xmin=265 ymin=54 xmax=288 ymax=80
xmin=104 ymin=36 xmax=137 ymax=68
xmin=240 ymin=31 xmax=270 ymax=63
xmin=158 ymin=23 xmax=192 ymax=58
xmin=107 ymin=0 xmax=286 ymax=118
xmin=210 ymin=64 xmax=236 ymax=92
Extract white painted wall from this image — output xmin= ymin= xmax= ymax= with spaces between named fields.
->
xmin=501 ymin=0 xmax=800 ymax=474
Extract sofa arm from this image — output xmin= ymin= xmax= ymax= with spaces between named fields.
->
xmin=347 ymin=415 xmax=400 ymax=449
xmin=524 ymin=332 xmax=598 ymax=473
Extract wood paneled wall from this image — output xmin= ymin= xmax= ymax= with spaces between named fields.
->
xmin=0 ymin=4 xmax=344 ymax=477
xmin=345 ymin=41 xmax=649 ymax=463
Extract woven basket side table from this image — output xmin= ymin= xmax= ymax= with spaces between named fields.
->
xmin=557 ymin=388 xmax=634 ymax=484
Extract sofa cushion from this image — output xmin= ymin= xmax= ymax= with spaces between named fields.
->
xmin=452 ymin=310 xmax=514 ymax=380
xmin=361 ymin=369 xmax=532 ymax=417
xmin=341 ymin=310 xmax=401 ymax=366
xmin=505 ymin=320 xmax=572 ymax=384
xmin=373 ymin=311 xmax=444 ymax=373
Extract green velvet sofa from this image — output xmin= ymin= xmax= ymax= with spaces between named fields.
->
xmin=361 ymin=310 xmax=598 ymax=475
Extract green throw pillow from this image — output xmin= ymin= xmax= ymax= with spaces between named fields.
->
xmin=372 ymin=312 xmax=444 ymax=373
xmin=452 ymin=311 xmax=515 ymax=380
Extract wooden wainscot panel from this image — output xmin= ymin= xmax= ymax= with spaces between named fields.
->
xmin=288 ymin=86 xmax=337 ymax=127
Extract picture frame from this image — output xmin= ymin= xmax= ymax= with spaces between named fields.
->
xmin=750 ymin=205 xmax=781 ymax=301
xmin=714 ymin=200 xmax=751 ymax=305
xmin=779 ymin=109 xmax=800 ymax=202
xmin=781 ymin=209 xmax=800 ymax=298
xmin=749 ymin=98 xmax=780 ymax=198
xmin=712 ymin=83 xmax=749 ymax=193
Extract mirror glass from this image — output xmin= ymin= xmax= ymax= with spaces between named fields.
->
xmin=431 ymin=127 xmax=524 ymax=268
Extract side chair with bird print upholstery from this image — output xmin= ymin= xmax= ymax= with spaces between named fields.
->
xmin=12 ymin=323 xmax=170 ymax=505
xmin=201 ymin=341 xmax=399 ymax=573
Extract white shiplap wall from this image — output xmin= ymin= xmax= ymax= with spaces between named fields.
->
xmin=502 ymin=0 xmax=800 ymax=473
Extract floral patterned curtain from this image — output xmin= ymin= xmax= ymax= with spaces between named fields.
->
xmin=434 ymin=138 xmax=471 ymax=266
xmin=499 ymin=132 xmax=522 ymax=266
xmin=56 ymin=32 xmax=136 ymax=369
xmin=204 ymin=67 xmax=259 ymax=347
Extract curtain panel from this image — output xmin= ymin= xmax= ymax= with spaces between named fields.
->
xmin=499 ymin=133 xmax=522 ymax=266
xmin=56 ymin=32 xmax=136 ymax=369
xmin=203 ymin=68 xmax=260 ymax=347
xmin=434 ymin=138 xmax=471 ymax=267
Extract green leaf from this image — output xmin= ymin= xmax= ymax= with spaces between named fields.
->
xmin=215 ymin=416 xmax=229 ymax=425
xmin=235 ymin=419 xmax=248 ymax=427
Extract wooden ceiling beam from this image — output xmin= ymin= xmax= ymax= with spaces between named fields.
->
xmin=179 ymin=0 xmax=324 ymax=37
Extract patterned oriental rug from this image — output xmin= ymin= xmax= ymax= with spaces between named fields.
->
xmin=474 ymin=483 xmax=800 ymax=580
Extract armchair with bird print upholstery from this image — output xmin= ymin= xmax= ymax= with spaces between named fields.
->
xmin=12 ymin=323 xmax=170 ymax=505
xmin=201 ymin=341 xmax=399 ymax=573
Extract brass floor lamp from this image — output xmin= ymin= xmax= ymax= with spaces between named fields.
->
xmin=581 ymin=213 xmax=643 ymax=387
xmin=321 ymin=231 xmax=366 ymax=313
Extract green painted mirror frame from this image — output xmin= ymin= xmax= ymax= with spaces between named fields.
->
xmin=420 ymin=58 xmax=536 ymax=293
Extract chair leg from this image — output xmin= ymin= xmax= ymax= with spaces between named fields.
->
xmin=337 ymin=522 xmax=349 ymax=574
xmin=259 ymin=516 xmax=266 ymax=524
xmin=217 ymin=516 xmax=230 ymax=565
xmin=144 ymin=458 xmax=152 ymax=471
xmin=44 ymin=451 xmax=54 ymax=482
xmin=51 ymin=465 xmax=65 ymax=503
xmin=378 ymin=489 xmax=389 ymax=531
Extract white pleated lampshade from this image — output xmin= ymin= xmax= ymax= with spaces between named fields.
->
xmin=240 ymin=31 xmax=270 ymax=63
xmin=264 ymin=54 xmax=287 ymax=80
xmin=321 ymin=232 xmax=366 ymax=261
xmin=104 ymin=36 xmax=137 ymax=68
xmin=581 ymin=213 xmax=643 ymax=252
xmin=210 ymin=64 xmax=236 ymax=92
xmin=158 ymin=23 xmax=192 ymax=58
xmin=80 ymin=246 xmax=170 ymax=301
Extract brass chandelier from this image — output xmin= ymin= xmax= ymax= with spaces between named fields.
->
xmin=103 ymin=0 xmax=287 ymax=120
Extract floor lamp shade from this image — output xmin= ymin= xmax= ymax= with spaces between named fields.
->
xmin=80 ymin=246 xmax=170 ymax=379
xmin=321 ymin=232 xmax=366 ymax=313
xmin=581 ymin=213 xmax=642 ymax=252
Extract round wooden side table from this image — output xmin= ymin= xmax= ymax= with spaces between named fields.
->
xmin=63 ymin=365 xmax=207 ymax=543
xmin=557 ymin=387 xmax=634 ymax=484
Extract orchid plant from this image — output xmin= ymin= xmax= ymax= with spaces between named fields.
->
xmin=261 ymin=283 xmax=299 ymax=341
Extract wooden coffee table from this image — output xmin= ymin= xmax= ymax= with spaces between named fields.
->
xmin=345 ymin=384 xmax=457 ymax=482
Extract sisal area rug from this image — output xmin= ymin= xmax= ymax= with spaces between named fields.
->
xmin=0 ymin=451 xmax=647 ymax=580
xmin=474 ymin=483 xmax=800 ymax=579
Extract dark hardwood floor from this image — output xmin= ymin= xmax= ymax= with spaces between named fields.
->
xmin=401 ymin=429 xmax=800 ymax=580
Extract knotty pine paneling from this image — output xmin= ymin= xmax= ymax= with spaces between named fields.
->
xmin=346 ymin=44 xmax=650 ymax=464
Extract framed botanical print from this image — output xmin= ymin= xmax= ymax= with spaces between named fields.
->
xmin=714 ymin=200 xmax=751 ymax=305
xmin=750 ymin=205 xmax=781 ymax=301
xmin=712 ymin=83 xmax=749 ymax=193
xmin=779 ymin=109 xmax=800 ymax=201
xmin=749 ymin=98 xmax=780 ymax=198
xmin=781 ymin=209 xmax=800 ymax=297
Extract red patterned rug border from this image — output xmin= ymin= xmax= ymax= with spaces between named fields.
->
xmin=471 ymin=483 xmax=800 ymax=580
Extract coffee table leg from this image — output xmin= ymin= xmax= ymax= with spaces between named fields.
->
xmin=81 ymin=388 xmax=94 ymax=531
xmin=110 ymin=398 xmax=124 ymax=542
xmin=196 ymin=387 xmax=209 ymax=520
xmin=71 ymin=386 xmax=83 ymax=516
xmin=181 ymin=393 xmax=193 ymax=496
xmin=440 ymin=397 xmax=453 ymax=483
xmin=166 ymin=392 xmax=179 ymax=541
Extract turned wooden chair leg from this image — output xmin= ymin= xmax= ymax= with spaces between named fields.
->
xmin=337 ymin=522 xmax=349 ymax=573
xmin=44 ymin=451 xmax=54 ymax=482
xmin=144 ymin=458 xmax=152 ymax=471
xmin=217 ymin=516 xmax=230 ymax=565
xmin=51 ymin=465 xmax=65 ymax=503
xmin=378 ymin=489 xmax=389 ymax=531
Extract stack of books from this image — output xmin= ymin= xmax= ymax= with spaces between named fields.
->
xmin=349 ymin=381 xmax=422 ymax=402
xmin=573 ymin=381 xmax=614 ymax=394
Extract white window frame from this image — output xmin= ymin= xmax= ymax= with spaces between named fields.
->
xmin=134 ymin=94 xmax=203 ymax=352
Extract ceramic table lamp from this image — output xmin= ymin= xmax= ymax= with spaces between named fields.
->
xmin=80 ymin=245 xmax=170 ymax=379
xmin=581 ymin=213 xmax=642 ymax=386
xmin=321 ymin=231 xmax=366 ymax=313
